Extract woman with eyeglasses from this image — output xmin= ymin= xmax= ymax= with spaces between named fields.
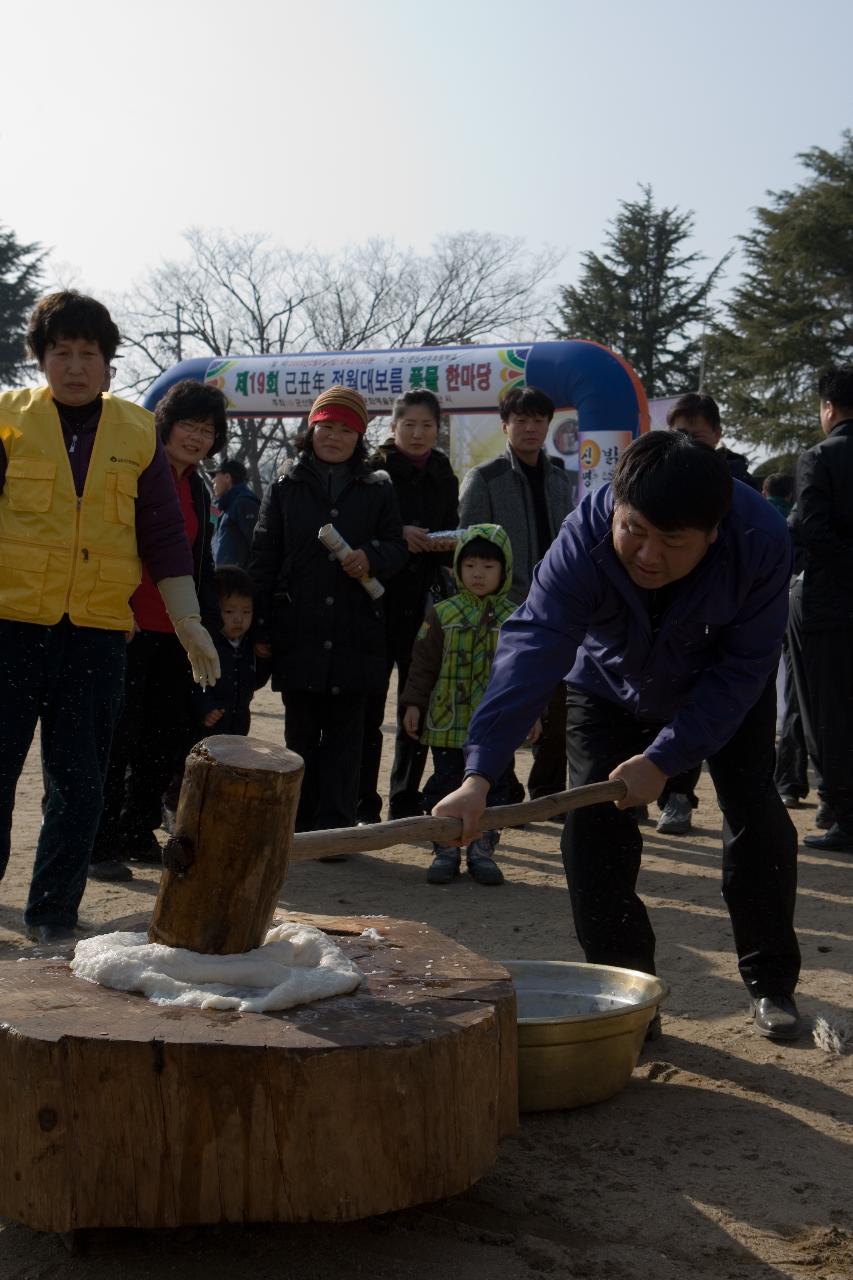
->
xmin=88 ymin=380 xmax=227 ymax=881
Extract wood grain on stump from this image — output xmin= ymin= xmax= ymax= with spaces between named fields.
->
xmin=149 ymin=735 xmax=303 ymax=954
xmin=0 ymin=914 xmax=517 ymax=1231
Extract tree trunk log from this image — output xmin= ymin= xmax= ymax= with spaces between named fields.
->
xmin=148 ymin=735 xmax=303 ymax=954
xmin=0 ymin=914 xmax=517 ymax=1231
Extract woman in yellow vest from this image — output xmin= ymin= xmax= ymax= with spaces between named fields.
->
xmin=0 ymin=292 xmax=220 ymax=947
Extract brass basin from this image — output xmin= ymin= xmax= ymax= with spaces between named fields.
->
xmin=502 ymin=960 xmax=669 ymax=1112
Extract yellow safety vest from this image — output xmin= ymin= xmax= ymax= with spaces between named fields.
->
xmin=0 ymin=386 xmax=156 ymax=630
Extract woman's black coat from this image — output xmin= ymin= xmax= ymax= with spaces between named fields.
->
xmin=249 ymin=455 xmax=408 ymax=694
xmin=368 ymin=441 xmax=459 ymax=651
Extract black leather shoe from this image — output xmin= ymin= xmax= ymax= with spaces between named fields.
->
xmin=778 ymin=793 xmax=801 ymax=809
xmin=815 ymin=802 xmax=836 ymax=831
xmin=124 ymin=834 xmax=163 ymax=865
xmin=750 ymin=994 xmax=801 ymax=1040
xmin=26 ymin=924 xmax=77 ymax=947
xmin=803 ymin=825 xmax=853 ymax=853
xmin=88 ymin=859 xmax=134 ymax=882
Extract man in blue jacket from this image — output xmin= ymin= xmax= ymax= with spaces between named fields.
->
xmin=212 ymin=458 xmax=261 ymax=568
xmin=435 ymin=430 xmax=801 ymax=1040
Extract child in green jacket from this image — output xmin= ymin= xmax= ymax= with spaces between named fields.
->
xmin=401 ymin=522 xmax=539 ymax=885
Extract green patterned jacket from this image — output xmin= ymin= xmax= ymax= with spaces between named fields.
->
xmin=402 ymin=523 xmax=515 ymax=749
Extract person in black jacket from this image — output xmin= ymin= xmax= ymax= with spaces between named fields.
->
xmin=191 ymin=566 xmax=270 ymax=735
xmin=212 ymin=458 xmax=261 ymax=568
xmin=250 ymin=386 xmax=407 ymax=834
xmin=654 ymin=392 xmax=763 ymax=836
xmin=788 ymin=366 xmax=853 ymax=852
xmin=358 ymin=390 xmax=459 ymax=822
xmin=89 ymin=380 xmax=226 ymax=881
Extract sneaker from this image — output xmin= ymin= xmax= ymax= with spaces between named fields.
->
xmin=467 ymin=856 xmax=505 ymax=886
xmin=427 ymin=845 xmax=461 ymax=885
xmin=656 ymin=793 xmax=693 ymax=836
xmin=466 ymin=832 xmax=504 ymax=886
xmin=88 ymin=859 xmax=134 ymax=882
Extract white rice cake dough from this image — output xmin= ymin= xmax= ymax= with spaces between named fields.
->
xmin=70 ymin=922 xmax=361 ymax=1013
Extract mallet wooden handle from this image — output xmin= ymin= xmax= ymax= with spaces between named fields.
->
xmin=290 ymin=779 xmax=628 ymax=861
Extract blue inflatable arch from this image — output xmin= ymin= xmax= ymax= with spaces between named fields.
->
xmin=143 ymin=340 xmax=649 ymax=484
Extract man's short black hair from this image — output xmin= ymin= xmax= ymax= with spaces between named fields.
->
xmin=214 ymin=564 xmax=255 ymax=600
xmin=460 ymin=535 xmax=505 ymax=569
xmin=391 ymin=389 xmax=441 ymax=428
xmin=155 ymin=380 xmax=228 ymax=455
xmin=763 ymin=471 xmax=794 ymax=500
xmin=818 ymin=365 xmax=853 ymax=412
xmin=215 ymin=457 xmax=248 ymax=485
xmin=612 ymin=431 xmax=732 ymax=533
xmin=499 ymin=385 xmax=555 ymax=423
xmin=27 ymin=290 xmax=121 ymax=364
xmin=666 ymin=392 xmax=721 ymax=435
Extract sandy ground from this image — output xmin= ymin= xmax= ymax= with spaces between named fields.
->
xmin=1 ymin=683 xmax=852 ymax=1280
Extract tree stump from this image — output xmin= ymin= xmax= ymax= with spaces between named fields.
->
xmin=149 ymin=735 xmax=303 ymax=954
xmin=0 ymin=914 xmax=517 ymax=1231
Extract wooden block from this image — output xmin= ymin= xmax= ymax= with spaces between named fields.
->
xmin=0 ymin=915 xmax=517 ymax=1230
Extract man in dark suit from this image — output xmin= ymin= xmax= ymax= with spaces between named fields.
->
xmin=789 ymin=366 xmax=853 ymax=852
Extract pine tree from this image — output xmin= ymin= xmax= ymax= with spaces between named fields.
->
xmin=552 ymin=185 xmax=727 ymax=397
xmin=0 ymin=223 xmax=45 ymax=387
xmin=710 ymin=132 xmax=853 ymax=453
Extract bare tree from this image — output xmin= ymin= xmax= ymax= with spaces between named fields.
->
xmin=114 ymin=228 xmax=560 ymax=488
xmin=111 ymin=230 xmax=318 ymax=489
xmin=302 ymin=232 xmax=560 ymax=351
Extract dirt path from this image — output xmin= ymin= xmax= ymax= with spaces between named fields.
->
xmin=1 ymin=685 xmax=851 ymax=1279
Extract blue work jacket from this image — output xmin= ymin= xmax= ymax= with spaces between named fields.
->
xmin=465 ymin=480 xmax=792 ymax=781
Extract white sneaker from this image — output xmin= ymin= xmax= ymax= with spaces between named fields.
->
xmin=656 ymin=794 xmax=693 ymax=835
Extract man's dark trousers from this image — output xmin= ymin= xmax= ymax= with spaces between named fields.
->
xmin=0 ymin=617 xmax=125 ymax=928
xmin=560 ymin=678 xmax=800 ymax=999
xmin=774 ymin=632 xmax=813 ymax=802
xmin=787 ymin=577 xmax=853 ymax=830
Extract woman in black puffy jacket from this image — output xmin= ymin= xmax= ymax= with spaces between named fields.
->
xmin=250 ymin=386 xmax=407 ymax=833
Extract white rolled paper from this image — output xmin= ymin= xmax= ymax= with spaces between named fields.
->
xmin=318 ymin=523 xmax=385 ymax=600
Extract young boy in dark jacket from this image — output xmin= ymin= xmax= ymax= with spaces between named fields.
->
xmin=401 ymin=523 xmax=539 ymax=886
xmin=192 ymin=566 xmax=270 ymax=736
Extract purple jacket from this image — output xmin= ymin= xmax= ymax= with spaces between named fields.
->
xmin=465 ymin=480 xmax=792 ymax=781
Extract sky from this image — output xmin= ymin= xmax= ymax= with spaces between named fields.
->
xmin=2 ymin=0 xmax=851 ymax=316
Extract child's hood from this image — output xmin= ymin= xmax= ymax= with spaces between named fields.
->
xmin=453 ymin=523 xmax=513 ymax=599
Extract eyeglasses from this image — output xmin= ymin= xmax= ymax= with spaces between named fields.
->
xmin=174 ymin=421 xmax=216 ymax=442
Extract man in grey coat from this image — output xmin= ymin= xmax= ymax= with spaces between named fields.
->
xmin=459 ymin=385 xmax=575 ymax=799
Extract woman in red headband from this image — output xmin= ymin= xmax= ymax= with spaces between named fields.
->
xmin=249 ymin=386 xmax=408 ymax=839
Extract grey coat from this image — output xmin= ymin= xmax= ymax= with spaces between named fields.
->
xmin=458 ymin=445 xmax=576 ymax=601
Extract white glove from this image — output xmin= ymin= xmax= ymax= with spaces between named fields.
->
xmin=173 ymin=616 xmax=221 ymax=688
xmin=157 ymin=575 xmax=221 ymax=687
